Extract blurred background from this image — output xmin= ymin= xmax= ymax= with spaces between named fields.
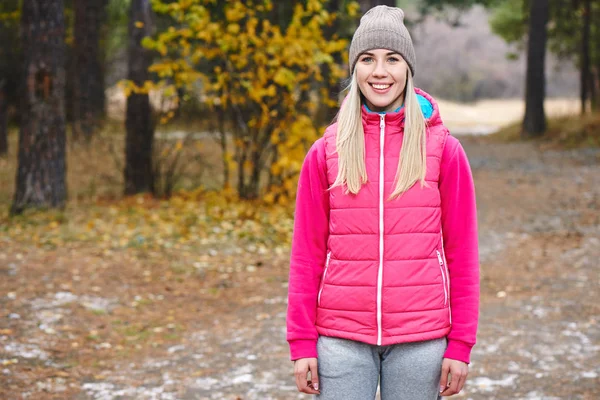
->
xmin=0 ymin=0 xmax=598 ymax=399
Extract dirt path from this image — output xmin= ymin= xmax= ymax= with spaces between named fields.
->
xmin=1 ymin=137 xmax=599 ymax=399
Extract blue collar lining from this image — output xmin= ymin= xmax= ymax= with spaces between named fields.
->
xmin=363 ymin=94 xmax=434 ymax=118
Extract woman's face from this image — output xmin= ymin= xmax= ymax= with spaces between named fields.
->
xmin=355 ymin=49 xmax=408 ymax=113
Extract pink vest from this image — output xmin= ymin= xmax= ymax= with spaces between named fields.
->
xmin=315 ymin=88 xmax=452 ymax=346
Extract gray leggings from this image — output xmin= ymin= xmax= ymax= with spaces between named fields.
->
xmin=315 ymin=335 xmax=446 ymax=400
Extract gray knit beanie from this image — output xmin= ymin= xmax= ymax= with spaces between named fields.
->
xmin=348 ymin=6 xmax=416 ymax=77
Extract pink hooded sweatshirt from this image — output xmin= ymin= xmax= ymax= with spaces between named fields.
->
xmin=286 ymin=88 xmax=479 ymax=364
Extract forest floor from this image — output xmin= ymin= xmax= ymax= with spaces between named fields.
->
xmin=1 ymin=133 xmax=599 ymax=399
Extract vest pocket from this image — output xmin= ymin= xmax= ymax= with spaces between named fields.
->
xmin=317 ymin=251 xmax=332 ymax=307
xmin=436 ymin=250 xmax=448 ymax=306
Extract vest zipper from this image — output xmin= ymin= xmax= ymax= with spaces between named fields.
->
xmin=436 ymin=250 xmax=448 ymax=306
xmin=377 ymin=114 xmax=385 ymax=346
xmin=440 ymin=230 xmax=452 ymax=324
xmin=317 ymin=251 xmax=332 ymax=306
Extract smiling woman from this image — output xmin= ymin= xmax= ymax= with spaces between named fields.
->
xmin=356 ymin=50 xmax=408 ymax=112
xmin=287 ymin=5 xmax=480 ymax=400
xmin=333 ymin=44 xmax=427 ymax=199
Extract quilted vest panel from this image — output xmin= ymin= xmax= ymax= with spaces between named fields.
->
xmin=315 ymin=88 xmax=452 ymax=346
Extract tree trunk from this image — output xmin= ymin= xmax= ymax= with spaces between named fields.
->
xmin=219 ymin=109 xmax=229 ymax=190
xmin=248 ymin=147 xmax=262 ymax=200
xmin=12 ymin=0 xmax=67 ymax=214
xmin=374 ymin=0 xmax=396 ymax=6
xmin=580 ymin=0 xmax=591 ymax=115
xmin=322 ymin=0 xmax=342 ymax=124
xmin=590 ymin=3 xmax=600 ymax=111
xmin=0 ymin=0 xmax=21 ymax=157
xmin=124 ymin=0 xmax=154 ymax=195
xmin=237 ymin=149 xmax=247 ymax=198
xmin=0 ymin=82 xmax=7 ymax=156
xmin=73 ymin=0 xmax=107 ymax=141
xmin=593 ymin=65 xmax=599 ymax=112
xmin=360 ymin=0 xmax=396 ymax=13
xmin=522 ymin=0 xmax=548 ymax=138
xmin=324 ymin=0 xmax=341 ymax=38
xmin=272 ymin=1 xmax=296 ymax=29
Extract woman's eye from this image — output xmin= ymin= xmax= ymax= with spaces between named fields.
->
xmin=361 ymin=57 xmax=373 ymax=63
xmin=388 ymin=57 xmax=400 ymax=63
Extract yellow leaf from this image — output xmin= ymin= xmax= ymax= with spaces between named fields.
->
xmin=263 ymin=193 xmax=275 ymax=205
xmin=227 ymin=23 xmax=240 ymax=34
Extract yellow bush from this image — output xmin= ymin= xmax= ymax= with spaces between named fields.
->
xmin=146 ymin=0 xmax=351 ymax=200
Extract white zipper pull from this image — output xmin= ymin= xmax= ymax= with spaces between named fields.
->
xmin=436 ymin=250 xmax=448 ymax=306
xmin=318 ymin=251 xmax=332 ymax=306
xmin=380 ymin=114 xmax=385 ymax=128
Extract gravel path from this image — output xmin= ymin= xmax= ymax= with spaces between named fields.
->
xmin=3 ymin=137 xmax=599 ymax=400
xmin=80 ymin=138 xmax=600 ymax=400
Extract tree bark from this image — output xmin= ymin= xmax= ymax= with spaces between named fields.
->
xmin=0 ymin=0 xmax=21 ymax=156
xmin=219 ymin=109 xmax=229 ymax=190
xmin=590 ymin=0 xmax=600 ymax=111
xmin=0 ymin=82 xmax=7 ymax=156
xmin=593 ymin=64 xmax=599 ymax=112
xmin=271 ymin=1 xmax=296 ymax=29
xmin=360 ymin=0 xmax=397 ymax=13
xmin=73 ymin=0 xmax=107 ymax=141
xmin=237 ymin=147 xmax=247 ymax=198
xmin=522 ymin=0 xmax=548 ymax=138
xmin=248 ymin=147 xmax=262 ymax=200
xmin=124 ymin=0 xmax=154 ymax=195
xmin=580 ymin=0 xmax=591 ymax=115
xmin=12 ymin=0 xmax=67 ymax=214
xmin=322 ymin=0 xmax=343 ymax=123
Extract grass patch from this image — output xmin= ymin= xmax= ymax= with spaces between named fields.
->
xmin=484 ymin=112 xmax=600 ymax=149
xmin=0 ymin=118 xmax=224 ymax=211
xmin=170 ymin=264 xmax=189 ymax=275
xmin=119 ymin=324 xmax=153 ymax=342
xmin=163 ymin=333 xmax=180 ymax=340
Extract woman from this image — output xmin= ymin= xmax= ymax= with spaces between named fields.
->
xmin=286 ymin=5 xmax=480 ymax=399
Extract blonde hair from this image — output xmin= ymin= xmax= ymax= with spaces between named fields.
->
xmin=331 ymin=69 xmax=428 ymax=200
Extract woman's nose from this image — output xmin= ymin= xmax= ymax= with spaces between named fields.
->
xmin=372 ymin=61 xmax=388 ymax=77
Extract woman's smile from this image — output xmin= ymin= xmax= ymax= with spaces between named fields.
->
xmin=356 ymin=49 xmax=408 ymax=112
xmin=369 ymin=82 xmax=394 ymax=94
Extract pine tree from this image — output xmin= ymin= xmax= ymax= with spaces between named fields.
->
xmin=12 ymin=0 xmax=67 ymax=214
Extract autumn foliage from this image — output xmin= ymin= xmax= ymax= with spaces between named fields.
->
xmin=144 ymin=0 xmax=353 ymax=201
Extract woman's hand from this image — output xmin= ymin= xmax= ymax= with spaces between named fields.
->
xmin=439 ymin=358 xmax=469 ymax=396
xmin=294 ymin=357 xmax=320 ymax=394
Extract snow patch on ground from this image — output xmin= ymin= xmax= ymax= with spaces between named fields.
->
xmin=82 ymin=382 xmax=178 ymax=400
xmin=3 ymin=342 xmax=50 ymax=360
xmin=30 ymin=291 xmax=79 ymax=309
xmin=523 ymin=392 xmax=561 ymax=400
xmin=470 ymin=375 xmax=518 ymax=391
xmin=25 ymin=292 xmax=119 ymax=335
xmin=30 ymin=291 xmax=118 ymax=313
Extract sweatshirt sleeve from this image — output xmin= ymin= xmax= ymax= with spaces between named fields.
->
xmin=439 ymin=135 xmax=480 ymax=364
xmin=286 ymin=137 xmax=330 ymax=361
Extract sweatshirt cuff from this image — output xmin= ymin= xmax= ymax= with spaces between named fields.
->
xmin=289 ymin=339 xmax=318 ymax=361
xmin=443 ymin=339 xmax=474 ymax=364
